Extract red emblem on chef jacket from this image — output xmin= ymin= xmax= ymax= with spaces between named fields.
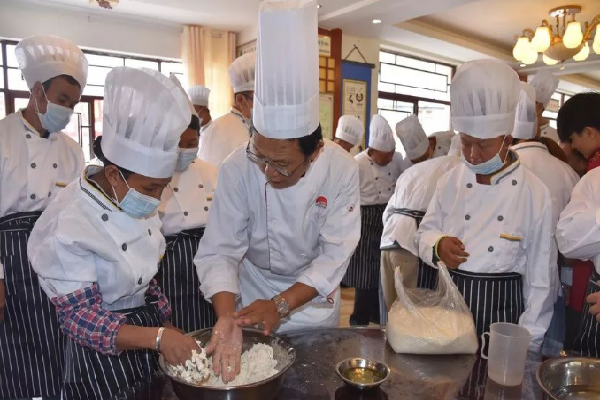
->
xmin=316 ymin=196 xmax=328 ymax=209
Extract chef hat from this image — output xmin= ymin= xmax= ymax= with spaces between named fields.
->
xmin=369 ymin=115 xmax=396 ymax=152
xmin=101 ymin=67 xmax=191 ymax=179
xmin=253 ymin=0 xmax=319 ymax=140
xmin=447 ymin=134 xmax=462 ymax=157
xmin=170 ymin=74 xmax=197 ymax=117
xmin=429 ymin=130 xmax=455 ymax=156
xmin=229 ymin=52 xmax=256 ymax=94
xmin=188 ymin=85 xmax=211 ymax=107
xmin=530 ymin=70 xmax=559 ymax=108
xmin=451 ymin=59 xmax=521 ymax=140
xmin=395 ymin=115 xmax=429 ymax=160
xmin=15 ymin=35 xmax=88 ymax=90
xmin=335 ymin=115 xmax=364 ymax=146
xmin=512 ymin=82 xmax=537 ymax=140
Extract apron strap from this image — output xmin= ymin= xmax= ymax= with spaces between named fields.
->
xmin=0 ymin=211 xmax=43 ymax=232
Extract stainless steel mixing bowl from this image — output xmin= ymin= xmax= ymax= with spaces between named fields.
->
xmin=159 ymin=328 xmax=296 ymax=400
xmin=536 ymin=357 xmax=600 ymax=399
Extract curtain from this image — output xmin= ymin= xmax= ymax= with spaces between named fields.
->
xmin=181 ymin=26 xmax=236 ymax=118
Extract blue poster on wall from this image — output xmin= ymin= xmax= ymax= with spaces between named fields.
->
xmin=341 ymin=60 xmax=374 ymax=147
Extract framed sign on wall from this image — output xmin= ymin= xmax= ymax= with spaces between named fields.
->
xmin=342 ymin=79 xmax=368 ymax=130
xmin=319 ymin=93 xmax=334 ymax=140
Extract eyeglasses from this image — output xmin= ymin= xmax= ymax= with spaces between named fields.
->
xmin=246 ymin=141 xmax=308 ymax=178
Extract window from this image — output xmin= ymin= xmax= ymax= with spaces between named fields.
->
xmin=1 ymin=39 xmax=183 ymax=161
xmin=378 ymin=50 xmax=454 ymax=156
xmin=543 ymin=92 xmax=571 ymax=130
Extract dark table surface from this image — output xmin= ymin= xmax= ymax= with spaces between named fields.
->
xmin=161 ymin=327 xmax=546 ymax=400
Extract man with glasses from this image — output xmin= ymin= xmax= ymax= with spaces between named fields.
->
xmin=197 ymin=52 xmax=256 ymax=169
xmin=194 ymin=0 xmax=361 ymax=384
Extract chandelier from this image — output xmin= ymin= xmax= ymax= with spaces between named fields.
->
xmin=90 ymin=0 xmax=118 ymax=9
xmin=512 ymin=5 xmax=600 ymax=65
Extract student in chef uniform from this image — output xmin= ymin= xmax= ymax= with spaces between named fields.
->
xmin=511 ymin=82 xmax=579 ymax=358
xmin=28 ymin=67 xmax=200 ymax=400
xmin=188 ymin=85 xmax=213 ymax=135
xmin=0 ymin=35 xmax=87 ymax=400
xmin=333 ymin=115 xmax=364 ymax=154
xmin=156 ymin=75 xmax=218 ymax=333
xmin=531 ymin=70 xmax=560 ymax=144
xmin=428 ymin=130 xmax=456 ymax=159
xmin=417 ymin=60 xmax=555 ymax=352
xmin=342 ymin=114 xmax=403 ymax=326
xmin=379 ymin=117 xmax=461 ymax=325
xmin=194 ymin=0 xmax=360 ymax=383
xmin=197 ymin=53 xmax=255 ymax=168
xmin=555 ymin=91 xmax=600 ymax=358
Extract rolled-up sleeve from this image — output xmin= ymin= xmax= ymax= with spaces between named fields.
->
xmin=296 ymin=162 xmax=361 ymax=299
xmin=194 ymin=162 xmax=249 ymax=300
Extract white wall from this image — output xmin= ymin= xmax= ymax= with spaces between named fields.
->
xmin=341 ymin=34 xmax=381 ymax=117
xmin=0 ymin=2 xmax=182 ymax=60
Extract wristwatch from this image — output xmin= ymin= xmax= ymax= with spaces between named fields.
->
xmin=271 ymin=294 xmax=290 ymax=318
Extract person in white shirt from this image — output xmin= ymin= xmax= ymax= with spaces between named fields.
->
xmin=28 ymin=67 xmax=200 ymax=400
xmin=197 ymin=53 xmax=255 ymax=168
xmin=194 ymin=0 xmax=360 ymax=384
xmin=333 ymin=115 xmax=364 ymax=154
xmin=379 ymin=116 xmax=460 ymax=325
xmin=342 ymin=114 xmax=403 ymax=326
xmin=511 ymin=82 xmax=579 ymax=358
xmin=188 ymin=85 xmax=213 ymax=135
xmin=417 ymin=60 xmax=555 ymax=353
xmin=156 ymin=75 xmax=218 ymax=333
xmin=531 ymin=70 xmax=560 ymax=144
xmin=555 ymin=91 xmax=600 ymax=358
xmin=0 ymin=35 xmax=87 ymax=400
xmin=428 ymin=130 xmax=456 ymax=158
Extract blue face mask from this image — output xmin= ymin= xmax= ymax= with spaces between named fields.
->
xmin=34 ymin=88 xmax=74 ymax=133
xmin=175 ymin=147 xmax=198 ymax=171
xmin=112 ymin=171 xmax=160 ymax=219
xmin=461 ymin=139 xmax=508 ymax=176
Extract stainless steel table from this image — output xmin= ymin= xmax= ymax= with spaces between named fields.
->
xmin=161 ymin=327 xmax=545 ymax=400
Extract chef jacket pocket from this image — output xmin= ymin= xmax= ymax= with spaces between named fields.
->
xmin=499 ymin=233 xmax=525 ymax=264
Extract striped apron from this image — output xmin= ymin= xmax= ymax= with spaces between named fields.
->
xmin=343 ymin=204 xmax=387 ymax=290
xmin=155 ymin=227 xmax=215 ymax=333
xmin=572 ymin=270 xmax=600 ymax=358
xmin=63 ymin=297 xmax=164 ymax=400
xmin=0 ymin=211 xmax=64 ymax=399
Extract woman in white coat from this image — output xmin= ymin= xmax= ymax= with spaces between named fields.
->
xmin=28 ymin=67 xmax=199 ymax=400
xmin=194 ymin=0 xmax=361 ymax=384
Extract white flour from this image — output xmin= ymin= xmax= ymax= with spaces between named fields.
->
xmin=387 ymin=306 xmax=478 ymax=355
xmin=169 ymin=342 xmax=279 ymax=387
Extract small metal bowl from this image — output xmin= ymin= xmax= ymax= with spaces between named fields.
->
xmin=336 ymin=357 xmax=390 ymax=390
xmin=536 ymin=356 xmax=600 ymax=399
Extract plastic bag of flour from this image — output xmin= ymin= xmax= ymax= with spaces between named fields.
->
xmin=387 ymin=264 xmax=478 ymax=355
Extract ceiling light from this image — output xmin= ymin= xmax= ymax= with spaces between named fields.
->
xmin=564 ymin=21 xmax=583 ymax=49
xmin=317 ymin=4 xmax=322 ymax=9
xmin=573 ymin=42 xmax=590 ymax=61
xmin=532 ymin=26 xmax=551 ymax=52
xmin=372 ymin=19 xmax=382 ymax=24
xmin=523 ymin=47 xmax=538 ymax=65
xmin=542 ymin=54 xmax=559 ymax=65
xmin=594 ymin=26 xmax=600 ymax=54
xmin=520 ymin=63 xmax=526 ymax=67
xmin=513 ymin=37 xmax=530 ymax=61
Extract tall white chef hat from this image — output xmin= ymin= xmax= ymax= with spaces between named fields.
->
xmin=188 ymin=85 xmax=211 ymax=107
xmin=512 ymin=82 xmax=537 ymax=140
xmin=253 ymin=0 xmax=320 ymax=140
xmin=101 ymin=67 xmax=192 ymax=179
xmin=530 ymin=70 xmax=559 ymax=108
xmin=369 ymin=115 xmax=396 ymax=152
xmin=451 ymin=59 xmax=521 ymax=140
xmin=335 ymin=115 xmax=364 ymax=146
xmin=447 ymin=134 xmax=462 ymax=157
xmin=15 ymin=35 xmax=88 ymax=90
xmin=395 ymin=115 xmax=429 ymax=160
xmin=229 ymin=52 xmax=256 ymax=94
xmin=429 ymin=131 xmax=455 ymax=156
xmin=170 ymin=74 xmax=197 ymax=117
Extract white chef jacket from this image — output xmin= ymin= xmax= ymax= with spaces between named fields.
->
xmin=197 ymin=108 xmax=249 ymax=169
xmin=417 ymin=153 xmax=555 ymax=350
xmin=200 ymin=120 xmax=212 ymax=136
xmin=194 ymin=139 xmax=361 ymax=332
xmin=381 ymin=155 xmax=461 ymax=254
xmin=431 ymin=131 xmax=455 ymax=159
xmin=540 ymin=124 xmax=560 ymax=144
xmin=28 ymin=166 xmax=166 ymax=311
xmin=355 ymin=151 xmax=404 ymax=206
xmin=556 ymin=167 xmax=600 ymax=275
xmin=0 ymin=111 xmax=85 ymax=279
xmin=158 ymin=158 xmax=218 ymax=237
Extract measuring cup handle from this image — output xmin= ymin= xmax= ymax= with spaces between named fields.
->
xmin=480 ymin=332 xmax=490 ymax=360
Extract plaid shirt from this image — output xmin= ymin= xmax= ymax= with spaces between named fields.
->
xmin=51 ymin=280 xmax=172 ymax=356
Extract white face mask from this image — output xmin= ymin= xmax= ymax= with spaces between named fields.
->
xmin=175 ymin=147 xmax=198 ymax=171
xmin=34 ymin=87 xmax=73 ymax=133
